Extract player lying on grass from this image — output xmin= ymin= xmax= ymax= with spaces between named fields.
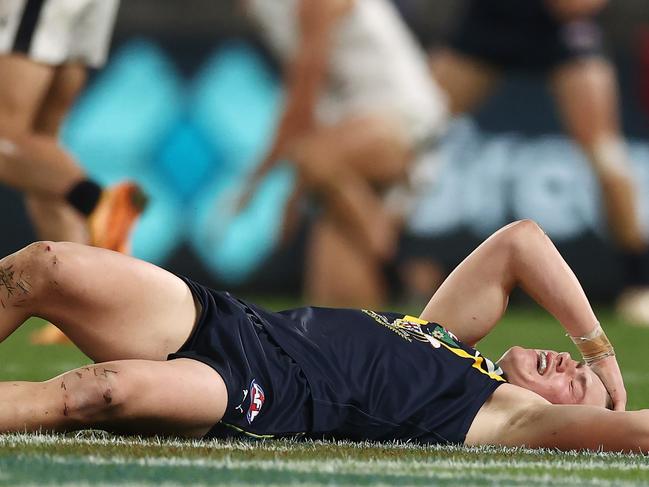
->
xmin=0 ymin=220 xmax=640 ymax=451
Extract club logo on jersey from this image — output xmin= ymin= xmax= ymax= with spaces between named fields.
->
xmin=361 ymin=310 xmax=460 ymax=349
xmin=246 ymin=379 xmax=265 ymax=424
xmin=235 ymin=389 xmax=249 ymax=414
xmin=361 ymin=310 xmax=505 ymax=382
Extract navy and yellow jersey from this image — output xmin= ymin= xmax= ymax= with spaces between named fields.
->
xmin=170 ymin=277 xmax=506 ymax=445
xmin=450 ymin=0 xmax=604 ymax=72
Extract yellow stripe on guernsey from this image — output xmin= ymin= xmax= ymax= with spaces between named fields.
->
xmin=437 ymin=341 xmax=505 ymax=382
xmin=362 ymin=310 xmax=506 ymax=383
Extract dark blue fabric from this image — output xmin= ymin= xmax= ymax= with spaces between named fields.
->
xmin=450 ymin=0 xmax=604 ymax=72
xmin=170 ymin=277 xmax=505 ymax=444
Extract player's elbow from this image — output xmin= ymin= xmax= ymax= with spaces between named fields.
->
xmin=496 ymin=219 xmax=547 ymax=258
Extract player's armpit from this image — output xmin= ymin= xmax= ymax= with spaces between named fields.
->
xmin=500 ymin=403 xmax=649 ymax=452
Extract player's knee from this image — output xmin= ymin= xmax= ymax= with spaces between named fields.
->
xmin=62 ymin=366 xmax=127 ymax=425
xmin=4 ymin=241 xmax=61 ymax=298
xmin=291 ymin=140 xmax=340 ymax=189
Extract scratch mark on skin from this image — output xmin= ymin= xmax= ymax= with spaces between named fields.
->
xmin=46 ymin=246 xmax=51 ymax=251
xmin=0 ymin=299 xmax=4 ymax=309
xmin=75 ymin=372 xmax=82 ymax=379
xmin=17 ymin=271 xmax=31 ymax=292
xmin=103 ymin=390 xmax=112 ymax=404
xmin=63 ymin=403 xmax=69 ymax=416
xmin=16 ymin=281 xmax=30 ymax=294
xmin=102 ymin=369 xmax=118 ymax=377
xmin=93 ymin=369 xmax=98 ymax=377
xmin=0 ymin=265 xmax=17 ymax=298
xmin=60 ymin=381 xmax=66 ymax=390
xmin=0 ymin=265 xmax=32 ymax=301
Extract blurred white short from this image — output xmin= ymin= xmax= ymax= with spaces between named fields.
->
xmin=0 ymin=0 xmax=120 ymax=68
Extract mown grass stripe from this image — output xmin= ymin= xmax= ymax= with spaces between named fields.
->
xmin=29 ymin=454 xmax=649 ymax=473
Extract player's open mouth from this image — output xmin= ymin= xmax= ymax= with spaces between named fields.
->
xmin=537 ymin=351 xmax=548 ymax=375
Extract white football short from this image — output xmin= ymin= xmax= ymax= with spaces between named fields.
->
xmin=0 ymin=0 xmax=120 ymax=68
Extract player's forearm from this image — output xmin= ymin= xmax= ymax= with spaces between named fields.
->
xmin=260 ymin=9 xmax=334 ymax=171
xmin=508 ymin=223 xmax=600 ymax=338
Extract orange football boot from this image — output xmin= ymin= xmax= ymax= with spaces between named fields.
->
xmin=88 ymin=181 xmax=148 ymax=253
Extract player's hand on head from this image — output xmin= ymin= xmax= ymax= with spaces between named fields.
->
xmin=589 ymin=355 xmax=627 ymax=411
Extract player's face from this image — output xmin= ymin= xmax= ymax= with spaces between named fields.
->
xmin=496 ymin=346 xmax=609 ymax=407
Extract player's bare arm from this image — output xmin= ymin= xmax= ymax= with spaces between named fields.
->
xmin=240 ymin=0 xmax=352 ymax=205
xmin=468 ymin=381 xmax=649 ymax=452
xmin=420 ymin=219 xmax=626 ymax=410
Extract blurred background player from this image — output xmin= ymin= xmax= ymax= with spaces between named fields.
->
xmin=428 ymin=0 xmax=649 ymax=324
xmin=0 ymin=0 xmax=146 ymax=343
xmin=242 ymin=0 xmax=448 ymax=308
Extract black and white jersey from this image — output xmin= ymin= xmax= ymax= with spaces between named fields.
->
xmin=0 ymin=0 xmax=120 ymax=68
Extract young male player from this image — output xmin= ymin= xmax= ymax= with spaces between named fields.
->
xmin=0 ymin=219 xmax=643 ymax=451
xmin=430 ymin=0 xmax=649 ymax=324
xmin=0 ymin=0 xmax=144 ymax=250
xmin=241 ymin=0 xmax=448 ymax=308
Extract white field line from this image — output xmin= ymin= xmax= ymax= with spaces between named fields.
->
xmin=12 ymin=457 xmax=648 ymax=487
xmin=1 ymin=433 xmax=647 ymax=460
xmin=33 ymin=455 xmax=649 ymax=474
xmin=8 ymin=479 xmax=646 ymax=487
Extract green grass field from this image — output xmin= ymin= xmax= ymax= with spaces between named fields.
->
xmin=2 ymin=305 xmax=649 ymax=486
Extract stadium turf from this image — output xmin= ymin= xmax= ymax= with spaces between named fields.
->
xmin=1 ymin=304 xmax=649 ymax=486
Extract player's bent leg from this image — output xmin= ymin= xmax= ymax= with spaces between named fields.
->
xmin=25 ymin=63 xmax=91 ymax=243
xmin=24 ymin=194 xmax=89 ymax=242
xmin=305 ymin=216 xmax=387 ymax=308
xmin=33 ymin=63 xmax=87 ymax=136
xmin=550 ymin=57 xmax=644 ymax=251
xmin=0 ymin=55 xmax=55 ymax=135
xmin=0 ymin=242 xmax=198 ymax=362
xmin=290 ymin=118 xmax=404 ymax=260
xmin=0 ymin=358 xmax=227 ymax=438
xmin=428 ymin=48 xmax=501 ymax=116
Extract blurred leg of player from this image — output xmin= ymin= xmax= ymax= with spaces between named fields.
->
xmin=0 ymin=55 xmax=145 ymax=252
xmin=290 ymin=115 xmax=410 ymax=307
xmin=0 ymin=241 xmax=226 ymax=436
xmin=0 ymin=55 xmax=146 ymax=345
xmin=390 ymin=48 xmax=504 ymax=303
xmin=550 ymin=56 xmax=649 ymax=323
xmin=25 ymin=62 xmax=94 ymax=243
xmin=429 ymin=49 xmax=501 ymax=116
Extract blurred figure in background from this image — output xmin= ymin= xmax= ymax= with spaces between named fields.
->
xmin=429 ymin=0 xmax=649 ymax=324
xmin=242 ymin=0 xmax=447 ymax=308
xmin=0 ymin=0 xmax=144 ymax=250
xmin=0 ymin=0 xmax=145 ymax=343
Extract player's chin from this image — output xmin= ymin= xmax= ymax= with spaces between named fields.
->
xmin=496 ymin=346 xmax=533 ymax=382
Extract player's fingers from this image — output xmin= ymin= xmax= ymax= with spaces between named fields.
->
xmin=612 ymin=389 xmax=627 ymax=411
